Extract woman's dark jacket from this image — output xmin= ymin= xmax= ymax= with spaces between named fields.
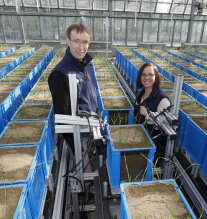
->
xmin=48 ymin=47 xmax=98 ymax=115
xmin=134 ymin=88 xmax=170 ymax=124
xmin=134 ymin=88 xmax=171 ymax=159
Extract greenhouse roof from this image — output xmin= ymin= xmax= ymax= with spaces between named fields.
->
xmin=0 ymin=0 xmax=207 ymax=16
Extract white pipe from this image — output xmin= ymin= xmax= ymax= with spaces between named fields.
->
xmin=15 ymin=0 xmax=20 ymax=14
xmin=105 ymin=17 xmax=109 ymax=60
xmin=134 ymin=0 xmax=138 ymax=27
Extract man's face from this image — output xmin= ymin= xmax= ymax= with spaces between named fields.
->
xmin=67 ymin=29 xmax=90 ymax=60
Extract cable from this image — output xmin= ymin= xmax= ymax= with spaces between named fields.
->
xmin=62 ymin=112 xmax=100 ymax=177
xmin=80 ymin=114 xmax=92 ymax=214
xmin=147 ymin=107 xmax=169 ymax=137
xmin=66 ymin=175 xmax=84 ymax=192
xmin=162 ymin=106 xmax=177 ymax=133
xmin=66 ymin=174 xmax=85 ymax=218
xmin=154 ymin=105 xmax=174 ymax=120
xmin=63 ymin=112 xmax=95 ymax=217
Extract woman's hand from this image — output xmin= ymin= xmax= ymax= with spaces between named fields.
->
xmin=140 ymin=106 xmax=148 ymax=117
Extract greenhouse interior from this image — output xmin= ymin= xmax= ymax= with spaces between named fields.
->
xmin=0 ymin=0 xmax=207 ymax=218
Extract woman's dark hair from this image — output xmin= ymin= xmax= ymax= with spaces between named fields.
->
xmin=67 ymin=23 xmax=91 ymax=39
xmin=136 ymin=62 xmax=160 ymax=90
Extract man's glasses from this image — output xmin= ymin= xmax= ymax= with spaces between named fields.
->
xmin=70 ymin=39 xmax=90 ymax=47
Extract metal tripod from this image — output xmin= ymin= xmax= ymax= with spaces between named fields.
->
xmin=53 ymin=72 xmax=102 ymax=219
xmin=163 ymin=74 xmax=183 ymax=179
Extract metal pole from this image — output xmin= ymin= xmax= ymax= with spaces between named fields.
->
xmin=52 ymin=141 xmax=69 ymax=219
xmin=134 ymin=0 xmax=138 ymax=27
xmin=172 ymin=74 xmax=183 ymax=115
xmin=108 ymin=0 xmax=112 ymax=46
xmin=20 ymin=16 xmax=26 ymax=44
xmin=171 ymin=20 xmax=175 ymax=47
xmin=15 ymin=0 xmax=20 ymax=14
xmin=105 ymin=17 xmax=109 ymax=60
xmin=68 ymin=73 xmax=77 ymax=116
xmin=163 ymin=137 xmax=175 ymax=179
xmin=187 ymin=0 xmax=196 ymax=43
xmin=163 ymin=74 xmax=183 ymax=179
xmin=68 ymin=73 xmax=84 ymax=190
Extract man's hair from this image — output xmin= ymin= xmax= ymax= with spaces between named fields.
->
xmin=136 ymin=62 xmax=160 ymax=90
xmin=67 ymin=23 xmax=90 ymax=39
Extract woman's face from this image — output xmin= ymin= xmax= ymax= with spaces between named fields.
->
xmin=141 ymin=66 xmax=156 ymax=89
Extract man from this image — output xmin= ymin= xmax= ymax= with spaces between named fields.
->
xmin=48 ymin=23 xmax=98 ymax=116
xmin=48 ymin=23 xmax=98 ymax=154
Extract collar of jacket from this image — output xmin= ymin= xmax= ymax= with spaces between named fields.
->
xmin=136 ymin=88 xmax=159 ymax=105
xmin=52 ymin=47 xmax=92 ymax=75
xmin=66 ymin=47 xmax=92 ymax=65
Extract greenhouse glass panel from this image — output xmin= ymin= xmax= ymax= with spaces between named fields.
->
xmin=41 ymin=17 xmax=58 ymax=40
xmin=113 ymin=18 xmax=126 ymax=45
xmin=191 ymin=21 xmax=203 ymax=43
xmin=157 ymin=0 xmax=172 ymax=3
xmin=180 ymin=21 xmax=188 ymax=42
xmin=137 ymin=19 xmax=144 ymax=42
xmin=185 ymin=4 xmax=191 ymax=14
xmin=4 ymin=0 xmax=15 ymax=5
xmin=66 ymin=17 xmax=80 ymax=27
xmin=24 ymin=16 xmax=41 ymax=40
xmin=41 ymin=0 xmax=58 ymax=7
xmin=156 ymin=3 xmax=171 ymax=13
xmin=52 ymin=17 xmax=59 ymax=40
xmin=59 ymin=17 xmax=67 ymax=40
xmin=141 ymin=1 xmax=156 ymax=12
xmin=127 ymin=19 xmax=138 ymax=45
xmin=50 ymin=0 xmax=58 ymax=7
xmin=0 ymin=18 xmax=4 ymax=42
xmin=158 ymin=20 xmax=173 ymax=44
xmin=1 ymin=6 xmax=17 ymax=11
xmin=77 ymin=0 xmax=92 ymax=9
xmin=94 ymin=18 xmax=106 ymax=41
xmin=125 ymin=2 xmax=140 ymax=12
xmin=93 ymin=0 xmax=108 ymax=10
xmin=41 ymin=0 xmax=51 ymax=7
xmin=202 ymin=8 xmax=207 ymax=15
xmin=143 ymin=20 xmax=158 ymax=42
xmin=2 ymin=16 xmax=22 ymax=43
xmin=59 ymin=0 xmax=75 ymax=8
xmin=112 ymin=1 xmax=124 ymax=11
xmin=202 ymin=22 xmax=207 ymax=43
xmin=173 ymin=21 xmax=182 ymax=43
xmin=61 ymin=17 xmax=78 ymax=40
xmin=80 ymin=17 xmax=93 ymax=39
xmin=22 ymin=0 xmax=37 ymax=7
xmin=171 ymin=4 xmax=186 ymax=14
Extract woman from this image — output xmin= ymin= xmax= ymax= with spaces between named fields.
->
xmin=134 ymin=62 xmax=171 ymax=163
